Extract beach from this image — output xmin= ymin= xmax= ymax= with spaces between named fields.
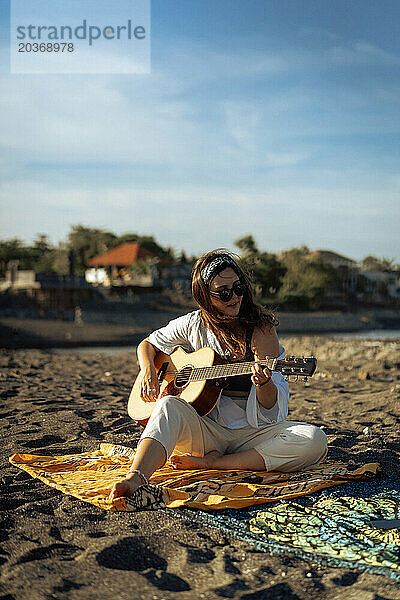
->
xmin=1 ymin=329 xmax=399 ymax=599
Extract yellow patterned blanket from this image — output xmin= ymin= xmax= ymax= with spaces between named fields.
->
xmin=9 ymin=443 xmax=379 ymax=511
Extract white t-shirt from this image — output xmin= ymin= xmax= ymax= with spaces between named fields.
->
xmin=147 ymin=310 xmax=289 ymax=429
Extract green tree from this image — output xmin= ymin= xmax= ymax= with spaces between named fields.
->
xmin=235 ymin=235 xmax=258 ymax=255
xmin=0 ymin=236 xmax=63 ymax=275
xmin=29 ymin=234 xmax=57 ymax=273
xmin=68 ymin=225 xmax=118 ymax=275
xmin=360 ymin=255 xmax=397 ymax=272
xmin=52 ymin=242 xmax=69 ymax=275
xmin=234 ymin=235 xmax=286 ymax=296
xmin=278 ymin=247 xmax=335 ymax=310
xmin=0 ymin=239 xmax=25 ymax=276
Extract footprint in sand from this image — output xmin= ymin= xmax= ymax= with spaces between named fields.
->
xmin=17 ymin=543 xmax=82 ymax=564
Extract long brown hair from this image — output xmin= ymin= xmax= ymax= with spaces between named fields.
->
xmin=192 ymin=249 xmax=278 ymax=357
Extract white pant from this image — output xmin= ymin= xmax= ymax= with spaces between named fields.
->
xmin=139 ymin=395 xmax=328 ymax=472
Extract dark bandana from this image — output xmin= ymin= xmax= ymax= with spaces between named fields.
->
xmin=200 ymin=256 xmax=239 ymax=284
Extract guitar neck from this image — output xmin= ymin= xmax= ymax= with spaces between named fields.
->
xmin=190 ymin=359 xmax=277 ymax=382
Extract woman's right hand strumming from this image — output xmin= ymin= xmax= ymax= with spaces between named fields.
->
xmin=137 ymin=338 xmax=160 ymax=402
xmin=138 ymin=364 xmax=160 ymax=402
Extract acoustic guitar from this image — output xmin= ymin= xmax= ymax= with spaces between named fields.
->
xmin=128 ymin=347 xmax=317 ymax=426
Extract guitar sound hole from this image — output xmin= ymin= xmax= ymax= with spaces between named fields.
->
xmin=175 ymin=366 xmax=193 ymax=388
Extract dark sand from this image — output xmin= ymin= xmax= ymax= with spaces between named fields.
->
xmin=1 ymin=327 xmax=399 ymax=599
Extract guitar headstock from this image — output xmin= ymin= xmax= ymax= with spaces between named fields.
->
xmin=275 ymin=356 xmax=317 ymax=382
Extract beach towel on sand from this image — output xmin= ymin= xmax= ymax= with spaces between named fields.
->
xmin=10 ymin=443 xmax=379 ymax=511
xmin=174 ymin=479 xmax=400 ymax=581
xmin=249 ymin=493 xmax=400 ymax=575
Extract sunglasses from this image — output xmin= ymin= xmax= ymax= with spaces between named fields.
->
xmin=208 ymin=281 xmax=246 ymax=303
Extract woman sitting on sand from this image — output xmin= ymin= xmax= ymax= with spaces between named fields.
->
xmin=108 ymin=250 xmax=327 ymax=503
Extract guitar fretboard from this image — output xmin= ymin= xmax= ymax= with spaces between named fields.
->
xmin=189 ymin=359 xmax=277 ymax=382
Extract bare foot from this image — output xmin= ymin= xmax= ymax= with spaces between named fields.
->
xmin=107 ymin=472 xmax=143 ymax=501
xmin=170 ymin=450 xmax=222 ymax=470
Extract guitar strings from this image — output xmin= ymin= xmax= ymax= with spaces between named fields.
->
xmin=189 ymin=359 xmax=274 ymax=382
xmin=187 ymin=358 xmax=314 ymax=383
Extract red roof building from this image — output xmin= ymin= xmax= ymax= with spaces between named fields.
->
xmin=87 ymin=243 xmax=156 ymax=267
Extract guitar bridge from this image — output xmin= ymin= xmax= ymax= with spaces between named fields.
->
xmin=160 ymin=380 xmax=179 ymax=398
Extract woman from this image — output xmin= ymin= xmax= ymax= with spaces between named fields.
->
xmin=108 ymin=250 xmax=327 ymax=503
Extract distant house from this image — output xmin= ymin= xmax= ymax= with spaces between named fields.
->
xmin=303 ymin=250 xmax=358 ymax=307
xmin=86 ymin=242 xmax=161 ymax=286
xmin=305 ymin=250 xmax=399 ymax=307
xmin=305 ymin=250 xmax=357 ymax=269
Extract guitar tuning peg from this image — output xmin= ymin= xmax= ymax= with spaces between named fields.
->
xmin=293 ymin=375 xmax=299 ymax=382
xmin=302 ymin=377 xmax=308 ymax=382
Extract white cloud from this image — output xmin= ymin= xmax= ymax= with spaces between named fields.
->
xmin=265 ymin=152 xmax=308 ymax=167
xmin=1 ymin=34 xmax=399 ymax=183
xmin=299 ymin=27 xmax=341 ymax=42
xmin=327 ymin=41 xmax=400 ymax=66
xmin=0 ymin=76 xmax=192 ymax=164
xmin=221 ymin=100 xmax=261 ymax=153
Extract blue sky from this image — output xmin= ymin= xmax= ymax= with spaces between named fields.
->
xmin=0 ymin=0 xmax=399 ymax=260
